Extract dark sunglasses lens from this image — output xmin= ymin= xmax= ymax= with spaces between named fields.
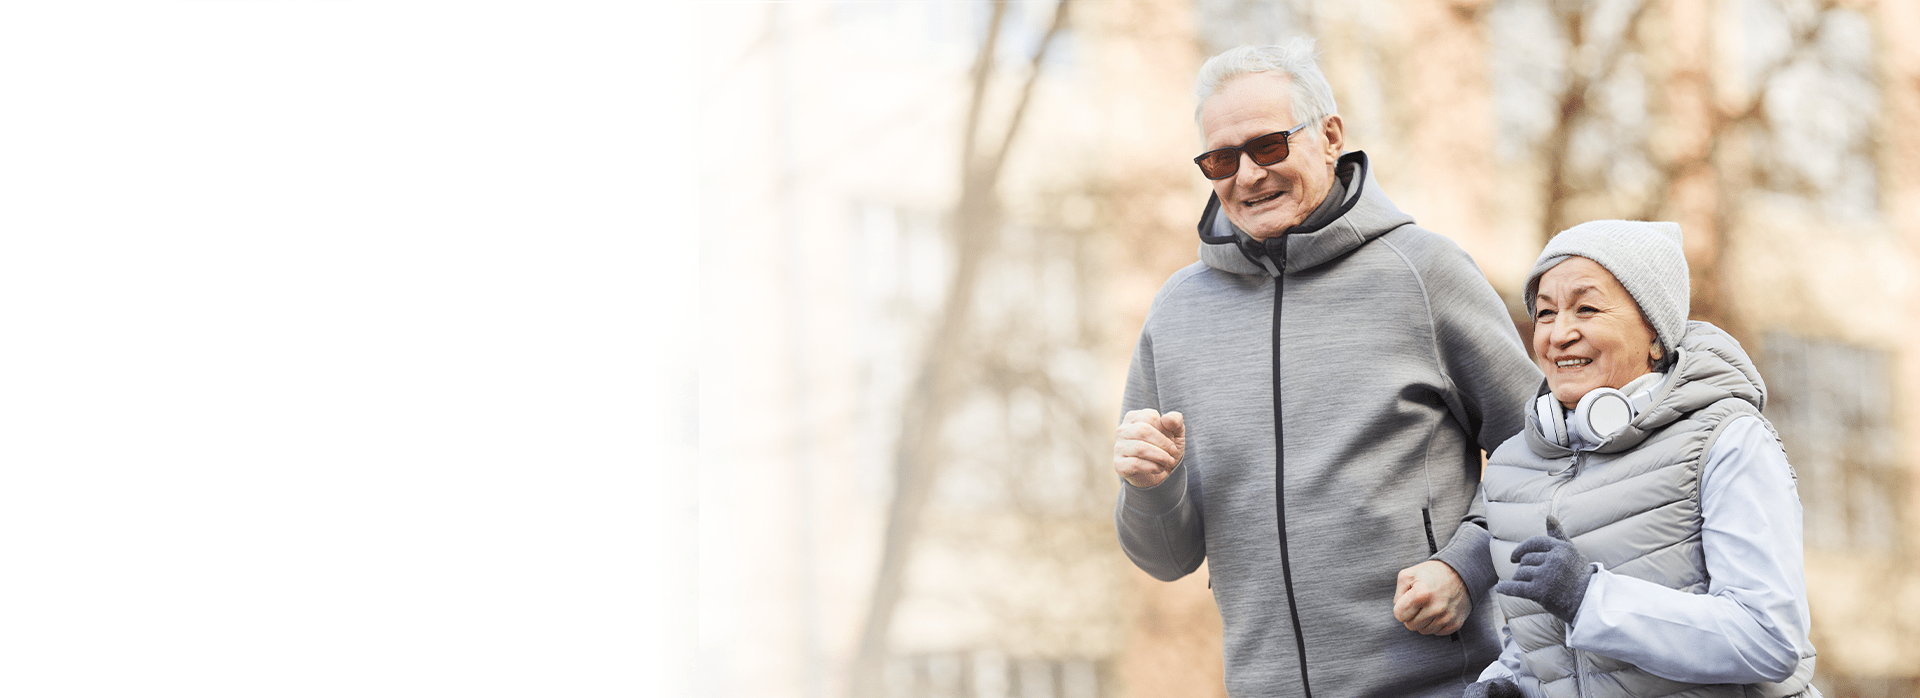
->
xmin=1245 ymin=132 xmax=1291 ymax=166
xmin=1197 ymin=150 xmax=1238 ymax=179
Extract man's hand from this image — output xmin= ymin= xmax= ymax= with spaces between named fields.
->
xmin=1393 ymin=559 xmax=1472 ymax=635
xmin=1113 ymin=409 xmax=1184 ymax=488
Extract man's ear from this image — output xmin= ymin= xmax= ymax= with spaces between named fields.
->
xmin=1320 ymin=114 xmax=1346 ymax=154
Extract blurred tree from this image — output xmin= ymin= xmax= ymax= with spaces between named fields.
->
xmin=1498 ymin=0 xmax=1853 ymax=333
xmin=847 ymin=2 xmax=1077 ymax=697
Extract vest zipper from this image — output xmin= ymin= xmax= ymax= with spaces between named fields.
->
xmin=1269 ymin=248 xmax=1312 ymax=698
xmin=1573 ymin=648 xmax=1591 ymax=698
xmin=1550 ymin=451 xmax=1586 ymax=697
xmin=1546 ymin=452 xmax=1583 ymax=527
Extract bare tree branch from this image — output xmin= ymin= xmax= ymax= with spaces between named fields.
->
xmin=1629 ymin=0 xmax=1839 ymax=221
xmin=989 ymin=0 xmax=1074 ymax=184
xmin=848 ymin=3 xmax=1076 ymax=696
xmin=1539 ymin=0 xmax=1655 ymax=238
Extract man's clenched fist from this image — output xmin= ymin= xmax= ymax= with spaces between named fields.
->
xmin=1113 ymin=409 xmax=1185 ymax=488
xmin=1393 ymin=559 xmax=1471 ymax=635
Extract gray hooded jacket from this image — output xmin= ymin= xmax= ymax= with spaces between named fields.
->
xmin=1116 ymin=152 xmax=1540 ymax=697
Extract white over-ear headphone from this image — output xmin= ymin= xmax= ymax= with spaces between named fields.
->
xmin=1538 ymin=378 xmax=1661 ymax=447
xmin=1571 ymin=387 xmax=1648 ymax=444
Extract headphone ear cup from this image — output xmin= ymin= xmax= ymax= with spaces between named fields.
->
xmin=1536 ymin=393 xmax=1570 ymax=447
xmin=1574 ymin=388 xmax=1635 ymax=444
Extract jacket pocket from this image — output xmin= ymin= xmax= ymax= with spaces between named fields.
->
xmin=1421 ymin=507 xmax=1439 ymax=556
xmin=1421 ymin=506 xmax=1461 ymax=643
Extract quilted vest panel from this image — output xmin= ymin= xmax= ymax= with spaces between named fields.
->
xmin=1484 ymin=398 xmax=1813 ymax=698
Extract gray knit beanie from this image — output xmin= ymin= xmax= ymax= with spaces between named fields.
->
xmin=1523 ymin=220 xmax=1690 ymax=358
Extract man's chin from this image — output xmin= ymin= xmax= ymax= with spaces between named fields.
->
xmin=1237 ymin=220 xmax=1292 ymax=241
xmin=1228 ymin=210 xmax=1302 ymax=241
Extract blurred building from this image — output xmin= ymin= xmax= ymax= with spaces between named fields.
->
xmin=703 ymin=1 xmax=1920 ymax=697
xmin=702 ymin=1 xmax=1206 ymax=696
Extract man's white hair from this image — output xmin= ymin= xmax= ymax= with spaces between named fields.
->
xmin=1194 ymin=38 xmax=1339 ymax=128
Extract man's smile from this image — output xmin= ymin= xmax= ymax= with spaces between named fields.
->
xmin=1244 ymin=191 xmax=1283 ymax=206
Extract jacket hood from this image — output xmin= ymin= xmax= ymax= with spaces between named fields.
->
xmin=1196 ymin=151 xmax=1416 ymax=277
xmin=1525 ymin=320 xmax=1766 ymax=456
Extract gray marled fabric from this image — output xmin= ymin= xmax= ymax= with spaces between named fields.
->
xmin=1116 ymin=151 xmax=1540 ymax=698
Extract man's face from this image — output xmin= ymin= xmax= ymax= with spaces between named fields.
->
xmin=1198 ymin=72 xmax=1344 ymax=240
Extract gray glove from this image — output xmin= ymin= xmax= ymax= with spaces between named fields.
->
xmin=1494 ymin=516 xmax=1593 ymax=624
xmin=1463 ymin=677 xmax=1522 ymax=698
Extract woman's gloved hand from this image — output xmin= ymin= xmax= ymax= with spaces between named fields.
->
xmin=1494 ymin=516 xmax=1594 ymax=624
xmin=1463 ymin=676 xmax=1522 ymax=698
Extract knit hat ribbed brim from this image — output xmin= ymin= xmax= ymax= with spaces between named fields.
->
xmin=1523 ymin=220 xmax=1690 ymax=357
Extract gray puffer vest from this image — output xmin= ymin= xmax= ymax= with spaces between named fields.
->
xmin=1483 ymin=322 xmax=1815 ymax=698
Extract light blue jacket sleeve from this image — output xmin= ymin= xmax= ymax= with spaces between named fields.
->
xmin=1478 ymin=624 xmax=1523 ymax=682
xmin=1563 ymin=415 xmax=1814 ymax=683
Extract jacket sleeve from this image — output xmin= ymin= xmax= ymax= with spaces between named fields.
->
xmin=1434 ymin=489 xmax=1498 ymax=611
xmin=1478 ymin=623 xmax=1524 ymax=682
xmin=1426 ymin=247 xmax=1540 ymax=457
xmin=1422 ymin=242 xmax=1541 ymax=601
xmin=1113 ymin=324 xmax=1206 ymax=581
xmin=1564 ymin=415 xmax=1813 ymax=683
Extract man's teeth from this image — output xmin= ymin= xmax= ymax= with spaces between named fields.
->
xmin=1556 ymin=358 xmax=1591 ymax=368
xmin=1246 ymin=192 xmax=1281 ymax=206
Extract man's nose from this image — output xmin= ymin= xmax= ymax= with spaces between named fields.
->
xmin=1233 ymin=151 xmax=1267 ymax=185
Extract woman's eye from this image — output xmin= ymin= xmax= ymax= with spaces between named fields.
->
xmin=1578 ymin=305 xmax=1599 ymax=314
xmin=1536 ymin=309 xmax=1556 ymax=321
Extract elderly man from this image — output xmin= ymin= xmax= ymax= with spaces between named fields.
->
xmin=1112 ymin=39 xmax=1539 ymax=697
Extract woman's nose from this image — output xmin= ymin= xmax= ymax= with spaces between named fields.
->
xmin=1553 ymin=322 xmax=1581 ymax=349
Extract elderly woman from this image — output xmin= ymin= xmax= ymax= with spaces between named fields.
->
xmin=1464 ymin=221 xmax=1819 ymax=698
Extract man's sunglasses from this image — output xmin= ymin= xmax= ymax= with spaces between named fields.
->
xmin=1193 ymin=121 xmax=1311 ymax=180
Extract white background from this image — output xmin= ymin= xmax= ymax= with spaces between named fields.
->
xmin=0 ymin=1 xmax=693 ymax=695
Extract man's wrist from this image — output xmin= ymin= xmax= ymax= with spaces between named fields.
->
xmin=1121 ymin=462 xmax=1188 ymax=514
xmin=1432 ymin=523 xmax=1497 ymax=607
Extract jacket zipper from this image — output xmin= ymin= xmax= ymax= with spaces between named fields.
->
xmin=1270 ymin=249 xmax=1313 ymax=698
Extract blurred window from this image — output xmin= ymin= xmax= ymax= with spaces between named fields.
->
xmin=851 ymin=200 xmax=949 ymax=499
xmin=832 ymin=1 xmax=973 ymax=66
xmin=885 ymin=651 xmax=1104 ymax=698
xmin=1761 ymin=331 xmax=1902 ymax=552
xmin=1195 ymin=0 xmax=1313 ymax=56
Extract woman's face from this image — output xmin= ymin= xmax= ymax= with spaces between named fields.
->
xmin=1532 ymin=256 xmax=1662 ymax=409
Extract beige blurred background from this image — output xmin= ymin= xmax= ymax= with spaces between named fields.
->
xmin=699 ymin=1 xmax=1920 ymax=696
